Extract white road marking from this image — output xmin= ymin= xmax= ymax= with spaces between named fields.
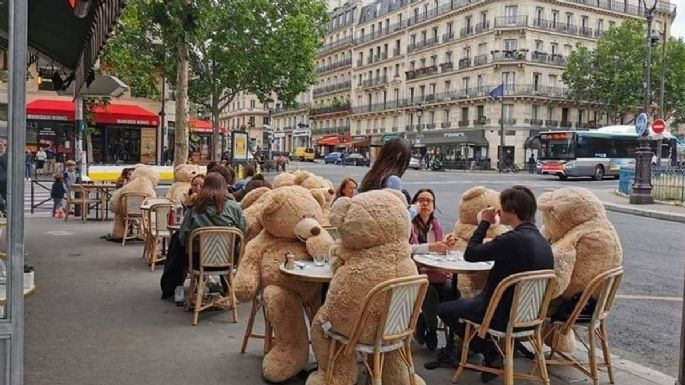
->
xmin=616 ymin=294 xmax=682 ymax=302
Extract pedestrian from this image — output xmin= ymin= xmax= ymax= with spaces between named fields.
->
xmin=62 ymin=160 xmax=81 ymax=192
xmin=340 ymin=151 xmax=346 ymax=167
xmin=46 ymin=145 xmax=56 ymax=174
xmin=427 ymin=186 xmax=553 ymax=378
xmin=25 ymin=149 xmax=33 ymax=181
xmin=163 ymin=146 xmax=171 ymax=165
xmin=50 ymin=173 xmax=67 ymax=217
xmin=528 ymin=153 xmax=536 ymax=174
xmin=409 ymin=189 xmax=458 ymax=351
xmin=233 ymin=164 xmax=255 ymax=194
xmin=359 ymin=137 xmax=419 ymax=218
xmin=115 ymin=167 xmax=134 ymax=189
xmin=35 ymin=147 xmax=47 ymax=177
xmin=334 ymin=177 xmax=357 ymax=202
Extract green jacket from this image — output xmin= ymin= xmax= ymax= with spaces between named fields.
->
xmin=178 ymin=198 xmax=247 ymax=247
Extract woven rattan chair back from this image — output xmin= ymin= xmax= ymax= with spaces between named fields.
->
xmin=188 ymin=227 xmax=244 ymax=271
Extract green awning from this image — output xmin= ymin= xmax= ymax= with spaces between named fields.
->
xmin=370 ymin=134 xmax=401 ymax=147
xmin=421 ymin=130 xmax=488 ymax=146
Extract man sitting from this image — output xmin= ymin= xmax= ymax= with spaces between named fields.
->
xmin=427 ymin=186 xmax=554 ymax=381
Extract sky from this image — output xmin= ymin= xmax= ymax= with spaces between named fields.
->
xmin=674 ymin=0 xmax=685 ymax=38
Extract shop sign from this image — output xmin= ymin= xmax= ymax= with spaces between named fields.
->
xmin=293 ymin=129 xmax=310 ymax=137
xmin=140 ymin=127 xmax=157 ymax=164
xmin=28 ymin=114 xmax=69 ymax=121
xmin=39 ymin=128 xmax=56 ymax=136
xmin=444 ymin=132 xmax=465 ymax=138
xmin=116 ymin=119 xmax=157 ymax=126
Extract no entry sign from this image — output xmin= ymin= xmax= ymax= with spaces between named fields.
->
xmin=652 ymin=119 xmax=666 ymax=134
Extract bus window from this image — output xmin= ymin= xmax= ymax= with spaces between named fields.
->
xmin=539 ymin=134 xmax=575 ymax=159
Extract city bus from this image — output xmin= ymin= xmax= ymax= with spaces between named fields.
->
xmin=537 ymin=126 xmax=675 ymax=180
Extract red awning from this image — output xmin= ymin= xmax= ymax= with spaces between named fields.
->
xmin=26 ymin=99 xmax=159 ymax=126
xmin=189 ymin=118 xmax=214 ymax=133
xmin=316 ymin=136 xmax=341 ymax=146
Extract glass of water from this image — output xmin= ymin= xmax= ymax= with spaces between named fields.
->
xmin=313 ymin=255 xmax=326 ymax=266
xmin=446 ymin=250 xmax=461 ymax=262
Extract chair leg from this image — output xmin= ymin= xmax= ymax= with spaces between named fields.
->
xmin=149 ymin=237 xmax=158 ymax=272
xmin=404 ymin=340 xmax=417 ymax=385
xmin=228 ymin=273 xmax=238 ymax=323
xmin=325 ymin=339 xmax=338 ymax=385
xmin=192 ymin=274 xmax=205 ymax=326
xmin=452 ymin=323 xmax=473 ymax=384
xmin=372 ymin=352 xmax=382 ymax=385
xmin=264 ymin=307 xmax=273 ymax=354
xmin=599 ymin=322 xmax=615 ymax=384
xmin=503 ymin=336 xmax=514 ymax=385
xmin=588 ymin=326 xmax=599 ymax=385
xmin=535 ymin=330 xmax=551 ymax=385
xmin=122 ymin=219 xmax=129 ymax=246
xmin=64 ymin=200 xmax=70 ymax=222
xmin=240 ymin=298 xmax=259 ymax=353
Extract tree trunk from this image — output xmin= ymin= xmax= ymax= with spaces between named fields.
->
xmin=85 ymin=132 xmax=93 ymax=166
xmin=174 ymin=36 xmax=190 ymax=167
xmin=212 ymin=106 xmax=221 ymax=162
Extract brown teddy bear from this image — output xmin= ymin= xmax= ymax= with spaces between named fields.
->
xmin=234 ymin=186 xmax=334 ymax=382
xmin=240 ymin=186 xmax=273 ymax=243
xmin=306 ymin=189 xmax=424 ymax=385
xmin=109 ymin=164 xmax=159 ymax=240
xmin=293 ymin=171 xmax=336 ymax=226
xmin=450 ymin=186 xmax=509 ymax=298
xmin=272 ymin=172 xmax=296 ymax=188
xmin=165 ymin=164 xmax=200 ymax=203
xmin=538 ymin=187 xmax=622 ymax=352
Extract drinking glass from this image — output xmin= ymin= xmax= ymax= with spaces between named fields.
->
xmin=313 ymin=254 xmax=326 ymax=266
xmin=446 ymin=250 xmax=461 ymax=262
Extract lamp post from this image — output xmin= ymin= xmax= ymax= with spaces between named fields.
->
xmin=264 ymin=97 xmax=274 ymax=161
xmin=630 ymin=0 xmax=657 ymax=205
xmin=414 ymin=103 xmax=424 ymax=148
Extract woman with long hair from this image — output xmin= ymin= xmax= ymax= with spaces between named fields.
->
xmin=334 ymin=177 xmax=357 ymax=202
xmin=182 ymin=174 xmax=205 ymax=208
xmin=409 ymin=189 xmax=459 ymax=351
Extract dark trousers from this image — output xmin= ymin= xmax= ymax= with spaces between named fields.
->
xmin=438 ymin=297 xmax=498 ymax=361
xmin=423 ymin=280 xmax=459 ymax=332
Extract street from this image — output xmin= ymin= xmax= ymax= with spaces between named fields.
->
xmin=290 ymin=161 xmax=685 ymax=377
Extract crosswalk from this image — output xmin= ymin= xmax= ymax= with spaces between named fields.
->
xmin=24 ymin=179 xmax=55 ymax=216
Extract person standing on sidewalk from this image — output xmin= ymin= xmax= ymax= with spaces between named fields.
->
xmin=35 ymin=147 xmax=46 ymax=177
xmin=340 ymin=150 xmax=346 ymax=167
xmin=46 ymin=145 xmax=56 ymax=174
xmin=50 ymin=173 xmax=67 ymax=217
xmin=25 ymin=148 xmax=33 ymax=181
xmin=528 ymin=154 xmax=536 ymax=174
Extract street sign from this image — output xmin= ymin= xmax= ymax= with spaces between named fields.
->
xmin=652 ymin=119 xmax=666 ymax=134
xmin=635 ymin=113 xmax=648 ymax=136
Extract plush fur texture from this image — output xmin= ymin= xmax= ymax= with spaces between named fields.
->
xmin=306 ymin=189 xmax=424 ymax=385
xmin=539 ymin=187 xmax=623 ymax=352
xmin=293 ymin=171 xmax=335 ymax=226
xmin=450 ymin=186 xmax=509 ymax=298
xmin=272 ymin=172 xmax=296 ymax=188
xmin=240 ymin=187 xmax=273 ymax=244
xmin=234 ymin=186 xmax=333 ymax=382
xmin=109 ymin=164 xmax=159 ymax=239
xmin=165 ymin=164 xmax=200 ymax=203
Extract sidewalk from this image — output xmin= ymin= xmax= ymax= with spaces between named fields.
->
xmin=595 ymin=189 xmax=685 ymax=223
xmin=23 ymin=216 xmax=675 ymax=385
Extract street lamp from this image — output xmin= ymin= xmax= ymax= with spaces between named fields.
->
xmin=629 ymin=0 xmax=657 ymax=205
xmin=414 ymin=103 xmax=424 ymax=147
xmin=264 ymin=97 xmax=274 ymax=161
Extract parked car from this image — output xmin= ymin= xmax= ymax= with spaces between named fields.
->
xmin=345 ymin=153 xmax=370 ymax=166
xmin=408 ymin=157 xmax=421 ymax=170
xmin=323 ymin=152 xmax=343 ymax=164
xmin=289 ymin=147 xmax=315 ymax=162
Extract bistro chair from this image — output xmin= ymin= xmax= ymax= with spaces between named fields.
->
xmin=544 ymin=267 xmax=623 ymax=385
xmin=141 ymin=197 xmax=174 ymax=261
xmin=453 ymin=270 xmax=556 ymax=385
xmin=241 ymin=291 xmax=275 ymax=354
xmin=186 ymin=227 xmax=243 ymax=326
xmin=121 ymin=192 xmax=150 ymax=246
xmin=323 ymin=275 xmax=428 ymax=385
xmin=64 ymin=185 xmax=101 ymax=223
xmin=145 ymin=202 xmax=175 ymax=272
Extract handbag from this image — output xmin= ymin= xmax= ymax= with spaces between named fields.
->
xmin=551 ymin=292 xmax=597 ymax=323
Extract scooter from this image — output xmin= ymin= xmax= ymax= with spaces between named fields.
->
xmin=430 ymin=158 xmax=445 ymax=172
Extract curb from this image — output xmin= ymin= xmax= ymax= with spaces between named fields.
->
xmin=612 ymin=356 xmax=677 ymax=385
xmin=602 ymin=201 xmax=685 ymax=223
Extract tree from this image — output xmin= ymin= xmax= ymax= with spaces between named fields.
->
xmin=563 ymin=19 xmax=685 ymax=125
xmin=188 ymin=0 xmax=328 ymax=160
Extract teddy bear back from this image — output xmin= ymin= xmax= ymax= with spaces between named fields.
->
xmin=538 ymin=187 xmax=607 ymax=242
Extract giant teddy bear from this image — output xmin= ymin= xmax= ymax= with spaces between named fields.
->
xmin=165 ymin=164 xmax=200 ymax=203
xmin=109 ymin=164 xmax=159 ymax=240
xmin=307 ymin=189 xmax=424 ymax=385
xmin=234 ymin=186 xmax=334 ymax=382
xmin=538 ymin=187 xmax=622 ymax=351
xmin=240 ymin=186 xmax=273 ymax=243
xmin=450 ymin=186 xmax=509 ymax=298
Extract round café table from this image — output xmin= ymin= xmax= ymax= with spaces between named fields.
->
xmin=280 ymin=260 xmax=333 ymax=283
xmin=412 ymin=253 xmax=494 ymax=274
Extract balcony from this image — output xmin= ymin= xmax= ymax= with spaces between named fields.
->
xmin=310 ymin=102 xmax=351 ymax=116
xmin=426 ymin=123 xmax=436 ymax=130
xmin=473 ymin=54 xmax=488 ymax=66
xmin=316 ymin=58 xmax=353 ymax=74
xmin=473 ymin=117 xmax=489 ymax=126
xmin=356 ymin=59 xmax=363 ymax=67
xmin=474 ymin=21 xmax=490 ymax=34
xmin=441 ymin=122 xmax=452 ymax=128
xmin=529 ymin=119 xmax=544 ymax=126
xmin=351 ymin=99 xmax=406 ymax=114
xmin=595 ymin=29 xmax=606 ymax=38
xmin=406 ymin=65 xmax=438 ymax=81
xmin=579 ymin=26 xmax=593 ymax=37
xmin=273 ymin=102 xmax=310 ymax=114
xmin=494 ymin=15 xmax=528 ymax=28
xmin=491 ymin=50 xmax=528 ymax=63
xmin=530 ymin=52 xmax=566 ymax=66
xmin=560 ymin=121 xmax=573 ymax=129
xmin=458 ymin=120 xmax=469 ymax=127
xmin=312 ymin=80 xmax=352 ymax=97
xmin=440 ymin=62 xmax=454 ymax=73
xmin=394 ymin=48 xmax=401 ymax=56
xmin=319 ymin=36 xmax=353 ymax=54
xmin=545 ymin=120 xmax=558 ymax=127
xmin=442 ymin=32 xmax=455 ymax=43
xmin=531 ymin=18 xmax=582 ymax=36
xmin=458 ymin=58 xmax=472 ymax=69
xmin=362 ymin=75 xmax=388 ymax=88
xmin=459 ymin=26 xmax=474 ymax=38
xmin=499 ymin=118 xmax=517 ymax=125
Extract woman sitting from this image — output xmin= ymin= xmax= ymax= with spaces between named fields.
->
xmin=182 ymin=174 xmax=205 ymax=208
xmin=334 ymin=177 xmax=357 ymax=203
xmin=115 ymin=167 xmax=134 ymax=189
xmin=410 ymin=188 xmax=459 ymax=351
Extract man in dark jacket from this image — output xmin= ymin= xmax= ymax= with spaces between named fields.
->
xmin=426 ymin=186 xmax=554 ymax=378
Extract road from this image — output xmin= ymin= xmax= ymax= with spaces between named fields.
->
xmin=292 ymin=161 xmax=685 ymax=377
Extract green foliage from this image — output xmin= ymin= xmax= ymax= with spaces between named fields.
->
xmin=563 ymin=19 xmax=685 ymax=125
xmin=82 ymin=97 xmax=111 ymax=134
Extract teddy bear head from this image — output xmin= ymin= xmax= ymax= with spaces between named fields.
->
xmin=329 ymin=189 xmax=410 ymax=250
xmin=458 ymin=186 xmax=501 ymax=225
xmin=260 ymin=186 xmax=326 ymax=239
xmin=174 ymin=164 xmax=199 ymax=183
xmin=272 ymin=172 xmax=296 ymax=188
xmin=538 ymin=187 xmax=606 ymax=240
xmin=130 ymin=164 xmax=160 ymax=186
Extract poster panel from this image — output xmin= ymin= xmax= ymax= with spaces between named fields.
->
xmin=231 ymin=131 xmax=249 ymax=162
xmin=140 ymin=127 xmax=157 ymax=165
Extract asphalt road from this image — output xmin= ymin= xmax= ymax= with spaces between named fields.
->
xmin=293 ymin=161 xmax=685 ymax=377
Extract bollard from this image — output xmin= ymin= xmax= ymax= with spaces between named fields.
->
xmin=256 ymin=163 xmax=261 ymax=175
xmin=284 ymin=162 xmax=289 ymax=173
xmin=237 ymin=164 xmax=245 ymax=180
xmin=296 ymin=163 xmax=301 ymax=172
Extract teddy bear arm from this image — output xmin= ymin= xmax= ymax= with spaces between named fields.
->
xmin=551 ymin=240 xmax=577 ymax=298
xmin=234 ymin=239 xmax=264 ymax=302
xmin=305 ymin=231 xmax=334 ymax=258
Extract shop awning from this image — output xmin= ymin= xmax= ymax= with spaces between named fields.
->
xmin=339 ymin=138 xmax=370 ymax=148
xmin=189 ymin=118 xmax=213 ymax=133
xmin=26 ymin=99 xmax=159 ymax=126
xmin=316 ymin=135 xmax=341 ymax=147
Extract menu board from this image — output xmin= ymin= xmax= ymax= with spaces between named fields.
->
xmin=140 ymin=127 xmax=157 ymax=164
xmin=232 ymin=131 xmax=249 ymax=162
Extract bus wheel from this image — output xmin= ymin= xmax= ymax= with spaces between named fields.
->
xmin=593 ymin=165 xmax=604 ymax=181
xmin=558 ymin=174 xmax=568 ymax=181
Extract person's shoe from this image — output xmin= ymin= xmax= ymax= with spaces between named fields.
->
xmin=424 ymin=347 xmax=458 ymax=370
xmin=413 ymin=314 xmax=426 ymax=346
xmin=480 ymin=356 xmax=502 ymax=383
xmin=425 ymin=330 xmax=438 ymax=351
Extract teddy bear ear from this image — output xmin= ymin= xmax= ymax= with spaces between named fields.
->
xmin=329 ymin=197 xmax=352 ymax=227
xmin=309 ymin=188 xmax=327 ymax=209
xmin=294 ymin=171 xmax=311 ymax=185
xmin=461 ymin=186 xmax=487 ymax=201
xmin=262 ymin=191 xmax=286 ymax=215
xmin=537 ymin=191 xmax=556 ymax=211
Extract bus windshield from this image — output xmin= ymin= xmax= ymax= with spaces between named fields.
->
xmin=539 ymin=132 xmax=575 ymax=159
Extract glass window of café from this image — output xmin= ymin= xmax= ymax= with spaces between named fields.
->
xmin=91 ymin=125 xmax=142 ymax=164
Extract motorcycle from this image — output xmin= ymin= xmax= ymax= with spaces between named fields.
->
xmin=429 ymin=158 xmax=445 ymax=172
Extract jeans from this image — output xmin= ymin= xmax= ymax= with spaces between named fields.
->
xmin=422 ymin=279 xmax=460 ymax=333
xmin=52 ymin=198 xmax=63 ymax=214
xmin=25 ymin=163 xmax=32 ymax=179
xmin=438 ymin=297 xmax=497 ymax=361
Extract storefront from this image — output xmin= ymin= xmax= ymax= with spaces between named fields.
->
xmin=292 ymin=128 xmax=311 ymax=151
xmin=338 ymin=136 xmax=370 ymax=157
xmin=315 ymin=134 xmax=350 ymax=156
xmin=422 ymin=130 xmax=490 ymax=170
xmin=188 ymin=118 xmax=215 ymax=164
xmin=26 ymin=99 xmax=159 ymax=164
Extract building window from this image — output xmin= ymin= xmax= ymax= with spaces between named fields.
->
xmin=410 ymin=61 xmax=415 ymax=70
xmin=432 ymin=27 xmax=438 ymax=41
xmin=533 ymin=73 xmax=541 ymax=90
xmin=552 ymin=10 xmax=559 ymax=27
xmin=597 ymin=19 xmax=604 ymax=32
xmin=480 ymin=11 xmax=487 ymax=25
xmin=504 ymin=5 xmax=517 ymax=23
xmin=461 ymin=107 xmax=469 ymax=122
xmin=503 ymin=104 xmax=513 ymax=120
xmin=566 ymin=12 xmax=573 ymax=26
xmin=250 ymin=100 xmax=256 ymax=109
xmin=477 ymin=74 xmax=484 ymax=89
xmin=428 ymin=111 xmax=435 ymax=125
xmin=421 ymin=30 xmax=427 ymax=43
xmin=445 ymin=80 xmax=451 ymax=92
xmin=445 ymin=51 xmax=452 ymax=63
xmin=504 ymin=39 xmax=517 ymax=51
xmin=429 ymin=83 xmax=436 ymax=94
xmin=419 ymin=85 xmax=425 ymax=98
xmin=447 ymin=22 xmax=453 ymax=35
xmin=444 ymin=109 xmax=450 ymax=124
xmin=465 ymin=16 xmax=472 ymax=30
xmin=395 ymin=63 xmax=400 ymax=77
xmin=478 ymin=43 xmax=487 ymax=56
xmin=463 ymin=47 xmax=471 ymax=58
xmin=535 ymin=40 xmax=543 ymax=52
xmin=551 ymin=43 xmax=558 ymax=55
xmin=535 ymin=7 xmax=544 ymax=23
xmin=395 ymin=39 xmax=401 ymax=55
xmin=502 ymin=72 xmax=515 ymax=88
xmin=532 ymin=105 xmax=539 ymax=120
xmin=430 ymin=55 xmax=437 ymax=66
xmin=462 ymin=77 xmax=470 ymax=93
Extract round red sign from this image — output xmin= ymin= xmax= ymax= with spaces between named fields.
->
xmin=652 ymin=119 xmax=666 ymax=134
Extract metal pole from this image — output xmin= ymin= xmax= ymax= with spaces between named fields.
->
xmin=75 ymin=97 xmax=86 ymax=177
xmin=6 ymin=0 xmax=28 ymax=382
xmin=499 ymin=96 xmax=505 ymax=172
xmin=158 ymin=72 xmax=165 ymax=166
xmin=657 ymin=32 xmax=666 ymax=165
xmin=644 ymin=13 xmax=653 ymax=114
